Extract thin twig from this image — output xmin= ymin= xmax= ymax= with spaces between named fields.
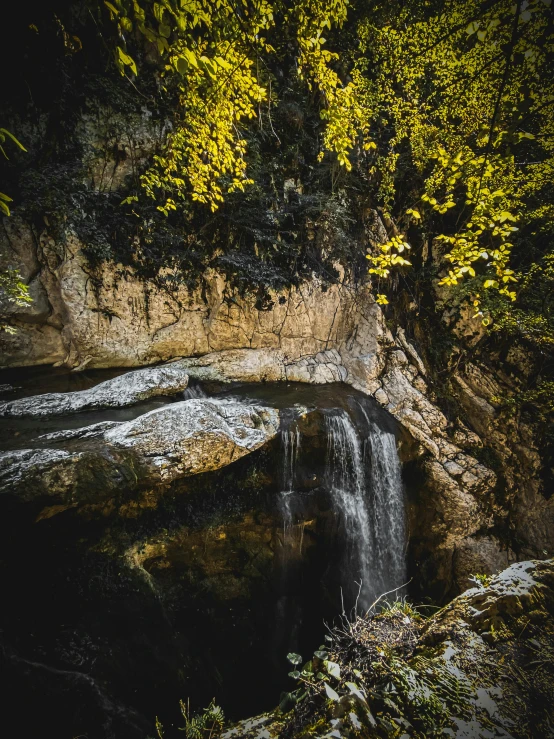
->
xmin=364 ymin=578 xmax=413 ymax=618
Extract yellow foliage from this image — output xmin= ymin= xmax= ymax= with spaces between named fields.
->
xmin=350 ymin=0 xmax=554 ymax=309
xmin=104 ymin=0 xmax=373 ymax=212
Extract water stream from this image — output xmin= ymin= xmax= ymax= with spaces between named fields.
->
xmin=276 ymin=397 xmax=407 ymax=613
xmin=278 ymin=410 xmax=302 ymax=538
xmin=182 ymin=383 xmax=208 ymax=400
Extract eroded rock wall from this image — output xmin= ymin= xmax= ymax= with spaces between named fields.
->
xmin=1 ymin=221 xmax=552 ymax=593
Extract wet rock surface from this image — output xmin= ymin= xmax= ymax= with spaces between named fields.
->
xmin=2 ymin=211 xmax=553 ymax=595
xmin=224 ymin=558 xmax=554 ymax=739
xmin=3 ymin=223 xmax=551 ymax=594
xmin=0 ymin=364 xmax=189 ymax=417
xmin=0 ymin=399 xmax=279 ymax=503
xmin=173 ymin=340 xmax=500 ymax=601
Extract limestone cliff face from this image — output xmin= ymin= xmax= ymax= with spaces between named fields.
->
xmin=0 ymin=217 xmax=372 ymax=370
xmin=0 ymin=217 xmax=552 ymax=593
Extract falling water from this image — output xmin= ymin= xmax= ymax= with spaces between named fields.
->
xmin=366 ymin=419 xmax=407 ymax=600
xmin=183 ymin=384 xmax=208 ymax=400
xmin=324 ymin=403 xmax=406 ymax=612
xmin=324 ymin=410 xmax=373 ymax=610
xmin=274 ymin=414 xmax=304 ymax=664
xmin=274 ymin=398 xmax=406 ymax=614
xmin=278 ymin=414 xmax=301 ymax=536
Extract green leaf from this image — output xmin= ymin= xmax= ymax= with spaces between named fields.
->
xmin=199 ymin=55 xmax=217 ymax=77
xmin=180 ymin=48 xmax=198 ymax=71
xmin=324 ymin=660 xmax=341 ymax=679
xmin=120 ymin=16 xmax=133 ymax=32
xmin=104 ymin=1 xmax=119 ymax=16
xmin=0 ymin=129 xmax=27 ymax=152
xmin=176 ymin=56 xmax=188 ymax=74
xmin=175 ymin=14 xmax=188 ymax=31
xmin=153 ymin=3 xmax=165 ymax=23
xmin=324 ymin=683 xmax=340 ymax=701
xmin=0 ymin=200 xmax=11 ymax=216
xmin=288 ymin=670 xmax=301 ymax=679
xmin=117 ymin=46 xmax=137 ymax=75
xmin=287 ymin=652 xmax=302 ymax=666
xmin=279 ymin=691 xmax=297 ymax=713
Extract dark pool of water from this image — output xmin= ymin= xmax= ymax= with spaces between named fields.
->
xmin=0 ymin=364 xmax=127 ymax=399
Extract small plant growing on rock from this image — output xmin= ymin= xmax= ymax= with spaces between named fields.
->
xmin=469 ymin=573 xmax=492 ymax=588
xmin=378 ymin=596 xmax=422 ymax=621
xmin=155 ymin=699 xmax=224 ymax=739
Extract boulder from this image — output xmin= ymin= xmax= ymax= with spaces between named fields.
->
xmin=103 ymin=398 xmax=280 ymax=481
xmin=0 ymin=365 xmax=189 ymax=417
xmin=0 ymin=399 xmax=279 ymax=503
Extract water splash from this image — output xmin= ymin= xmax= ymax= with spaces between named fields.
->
xmin=183 ymin=384 xmax=208 ymax=400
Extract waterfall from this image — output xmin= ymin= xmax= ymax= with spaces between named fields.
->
xmin=324 ymin=410 xmax=373 ymax=610
xmin=366 ymin=421 xmax=407 ymax=601
xmin=324 ymin=403 xmax=406 ymax=612
xmin=278 ymin=414 xmax=301 ymax=536
xmin=274 ymin=398 xmax=406 ymax=615
xmin=183 ymin=384 xmax=208 ymax=400
xmin=273 ymin=413 xmax=304 ymax=665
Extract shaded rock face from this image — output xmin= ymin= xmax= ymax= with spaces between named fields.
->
xmin=0 ymin=364 xmax=189 ymax=417
xmin=0 ymin=399 xmax=279 ymax=503
xmin=452 ymin=361 xmax=554 ymax=565
xmin=174 ymin=347 xmax=504 ymax=600
xmin=224 ymin=559 xmax=554 ymax=739
xmin=452 ymin=534 xmax=515 ymax=593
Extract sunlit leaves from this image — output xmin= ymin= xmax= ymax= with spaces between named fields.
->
xmin=0 ymin=192 xmax=13 ymax=217
xmin=116 ymin=46 xmax=137 ymax=75
xmin=0 ymin=268 xmax=32 ymax=334
xmin=0 ymin=127 xmax=27 ymax=161
xmin=367 ymin=235 xmax=412 ymax=278
xmin=103 ymin=0 xmax=360 ymax=211
xmin=288 ymin=0 xmax=374 ymax=169
xmin=353 ymin=0 xmax=554 ymax=311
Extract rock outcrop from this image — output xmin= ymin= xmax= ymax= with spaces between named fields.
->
xmin=174 ymin=341 xmax=498 ymax=595
xmin=0 ymin=365 xmax=189 ymax=417
xmin=222 ymin=558 xmax=554 ymax=738
xmin=452 ymin=360 xmax=554 ymax=563
xmin=1 ymin=218 xmax=552 ymax=591
xmin=0 ymin=399 xmax=279 ymax=503
xmin=0 ymin=222 xmax=365 ymax=370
